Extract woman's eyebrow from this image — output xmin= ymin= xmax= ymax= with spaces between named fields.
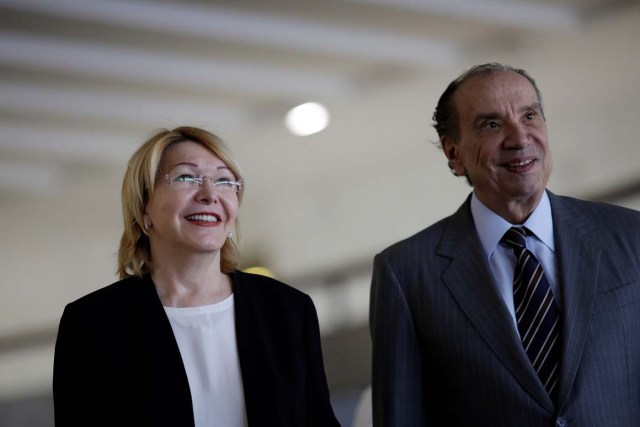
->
xmin=171 ymin=161 xmax=198 ymax=168
xmin=170 ymin=163 xmax=230 ymax=171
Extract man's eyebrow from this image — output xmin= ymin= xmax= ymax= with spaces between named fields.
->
xmin=473 ymin=112 xmax=500 ymax=125
xmin=519 ymin=102 xmax=542 ymax=113
xmin=472 ymin=102 xmax=543 ymax=124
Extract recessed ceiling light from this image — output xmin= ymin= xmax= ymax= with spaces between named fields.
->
xmin=285 ymin=102 xmax=329 ymax=136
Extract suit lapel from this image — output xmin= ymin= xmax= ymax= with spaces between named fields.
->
xmin=548 ymin=193 xmax=600 ymax=410
xmin=439 ymin=197 xmax=554 ymax=411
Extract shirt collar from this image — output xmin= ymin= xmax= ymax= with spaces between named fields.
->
xmin=471 ymin=190 xmax=554 ymax=259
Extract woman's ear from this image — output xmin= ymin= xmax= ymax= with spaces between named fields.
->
xmin=142 ymin=212 xmax=151 ymax=232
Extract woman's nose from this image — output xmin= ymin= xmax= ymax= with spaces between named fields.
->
xmin=195 ymin=178 xmax=220 ymax=204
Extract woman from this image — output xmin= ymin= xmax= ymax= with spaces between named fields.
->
xmin=53 ymin=126 xmax=340 ymax=427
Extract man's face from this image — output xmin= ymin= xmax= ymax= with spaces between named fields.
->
xmin=443 ymin=71 xmax=552 ymax=220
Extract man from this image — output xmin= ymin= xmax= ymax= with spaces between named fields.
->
xmin=370 ymin=63 xmax=640 ymax=426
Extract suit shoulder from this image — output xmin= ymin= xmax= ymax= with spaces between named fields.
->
xmin=376 ymin=215 xmax=452 ymax=261
xmin=554 ymin=194 xmax=640 ymax=228
xmin=230 ymin=271 xmax=316 ymax=321
xmin=231 ymin=270 xmax=310 ymax=302
xmin=64 ymin=276 xmax=145 ymax=313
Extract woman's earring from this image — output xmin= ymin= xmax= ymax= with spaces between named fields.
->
xmin=227 ymin=231 xmax=233 ymax=239
xmin=144 ymin=222 xmax=150 ymax=232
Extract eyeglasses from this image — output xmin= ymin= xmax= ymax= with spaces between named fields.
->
xmin=164 ymin=174 xmax=243 ymax=192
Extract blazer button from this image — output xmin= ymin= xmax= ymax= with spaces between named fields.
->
xmin=556 ymin=417 xmax=567 ymax=427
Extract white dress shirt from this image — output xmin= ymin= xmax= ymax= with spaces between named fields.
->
xmin=164 ymin=294 xmax=248 ymax=427
xmin=470 ymin=190 xmax=560 ymax=333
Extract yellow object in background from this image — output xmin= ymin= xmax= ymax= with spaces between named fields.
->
xmin=243 ymin=266 xmax=276 ymax=278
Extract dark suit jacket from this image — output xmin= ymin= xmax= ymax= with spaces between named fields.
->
xmin=370 ymin=192 xmax=640 ymax=426
xmin=53 ymin=270 xmax=340 ymax=427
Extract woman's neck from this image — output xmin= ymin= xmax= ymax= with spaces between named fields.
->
xmin=151 ymin=258 xmax=233 ymax=307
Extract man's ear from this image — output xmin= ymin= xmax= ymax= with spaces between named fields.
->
xmin=441 ymin=136 xmax=464 ymax=177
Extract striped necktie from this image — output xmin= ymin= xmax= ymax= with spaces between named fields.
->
xmin=502 ymin=226 xmax=560 ymax=400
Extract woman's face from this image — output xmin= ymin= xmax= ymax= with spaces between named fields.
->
xmin=144 ymin=141 xmax=240 ymax=258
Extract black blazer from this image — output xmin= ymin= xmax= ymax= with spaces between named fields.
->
xmin=53 ymin=271 xmax=340 ymax=427
xmin=371 ymin=192 xmax=640 ymax=426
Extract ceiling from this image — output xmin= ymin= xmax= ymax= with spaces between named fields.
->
xmin=1 ymin=0 xmax=640 ymax=400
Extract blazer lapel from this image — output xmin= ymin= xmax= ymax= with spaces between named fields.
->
xmin=439 ymin=197 xmax=554 ymax=411
xmin=548 ymin=193 xmax=600 ymax=410
xmin=139 ymin=276 xmax=195 ymax=426
xmin=232 ymin=272 xmax=268 ymax=425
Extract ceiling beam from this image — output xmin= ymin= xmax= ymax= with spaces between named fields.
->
xmin=0 ymin=159 xmax=66 ymax=194
xmin=0 ymin=0 xmax=459 ymax=66
xmin=0 ymin=82 xmax=250 ymax=131
xmin=346 ymin=0 xmax=581 ymax=31
xmin=0 ymin=32 xmax=354 ymax=99
xmin=0 ymin=122 xmax=137 ymax=163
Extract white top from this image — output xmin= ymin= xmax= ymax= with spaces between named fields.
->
xmin=164 ymin=294 xmax=248 ymax=427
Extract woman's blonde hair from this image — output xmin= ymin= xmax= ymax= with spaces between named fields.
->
xmin=117 ymin=126 xmax=244 ymax=279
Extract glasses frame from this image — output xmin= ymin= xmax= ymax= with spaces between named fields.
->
xmin=163 ymin=174 xmax=244 ymax=193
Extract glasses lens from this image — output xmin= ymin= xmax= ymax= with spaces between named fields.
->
xmin=166 ymin=175 xmax=242 ymax=192
xmin=168 ymin=175 xmax=199 ymax=189
xmin=214 ymin=179 xmax=242 ymax=192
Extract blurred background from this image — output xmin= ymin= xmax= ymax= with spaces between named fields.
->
xmin=1 ymin=0 xmax=639 ymax=425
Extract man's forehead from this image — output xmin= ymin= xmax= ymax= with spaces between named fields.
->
xmin=454 ymin=72 xmax=537 ymax=111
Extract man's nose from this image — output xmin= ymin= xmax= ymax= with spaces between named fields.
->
xmin=504 ymin=122 xmax=531 ymax=148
